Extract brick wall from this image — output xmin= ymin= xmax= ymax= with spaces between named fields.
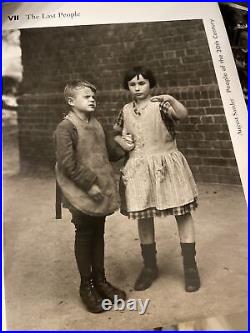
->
xmin=18 ymin=20 xmax=241 ymax=184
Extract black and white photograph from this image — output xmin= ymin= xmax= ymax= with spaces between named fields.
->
xmin=2 ymin=3 xmax=248 ymax=331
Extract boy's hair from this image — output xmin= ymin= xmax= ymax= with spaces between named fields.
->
xmin=64 ymin=80 xmax=97 ymax=103
xmin=123 ymin=66 xmax=157 ymax=90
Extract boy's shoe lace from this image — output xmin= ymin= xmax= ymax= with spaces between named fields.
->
xmin=80 ymin=278 xmax=105 ymax=313
xmin=94 ymin=277 xmax=126 ymax=303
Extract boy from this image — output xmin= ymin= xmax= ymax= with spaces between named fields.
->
xmin=54 ymin=80 xmax=126 ymax=313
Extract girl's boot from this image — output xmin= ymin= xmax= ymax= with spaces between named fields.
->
xmin=134 ymin=242 xmax=159 ymax=291
xmin=180 ymin=242 xmax=200 ymax=292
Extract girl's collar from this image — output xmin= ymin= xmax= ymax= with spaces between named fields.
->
xmin=132 ymin=99 xmax=151 ymax=116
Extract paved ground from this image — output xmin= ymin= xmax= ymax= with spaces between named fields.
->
xmin=3 ymin=173 xmax=248 ymax=330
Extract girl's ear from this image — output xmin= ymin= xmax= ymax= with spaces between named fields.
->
xmin=67 ymin=97 xmax=74 ymax=106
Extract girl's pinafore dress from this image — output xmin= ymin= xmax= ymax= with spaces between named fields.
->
xmin=116 ymin=100 xmax=198 ymax=220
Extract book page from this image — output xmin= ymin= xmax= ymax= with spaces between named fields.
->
xmin=2 ymin=2 xmax=247 ymax=331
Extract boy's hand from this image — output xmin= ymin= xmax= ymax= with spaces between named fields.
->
xmin=87 ymin=184 xmax=104 ymax=202
xmin=114 ymin=135 xmax=135 ymax=152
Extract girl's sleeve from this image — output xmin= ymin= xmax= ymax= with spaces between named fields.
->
xmin=159 ymin=101 xmax=176 ymax=140
xmin=103 ymin=128 xmax=126 ymax=162
xmin=55 ymin=121 xmax=97 ymax=192
xmin=113 ymin=108 xmax=124 ymax=134
xmin=159 ymin=100 xmax=174 ymax=119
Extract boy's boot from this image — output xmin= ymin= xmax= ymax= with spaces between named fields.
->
xmin=74 ymin=226 xmax=104 ymax=313
xmin=180 ymin=242 xmax=201 ymax=292
xmin=80 ymin=276 xmax=105 ymax=313
xmin=134 ymin=242 xmax=159 ymax=291
xmin=93 ymin=269 xmax=126 ymax=303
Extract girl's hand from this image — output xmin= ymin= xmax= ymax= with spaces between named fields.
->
xmin=151 ymin=95 xmax=174 ymax=103
xmin=114 ymin=135 xmax=135 ymax=152
xmin=151 ymin=94 xmax=188 ymax=120
xmin=123 ymin=141 xmax=135 ymax=151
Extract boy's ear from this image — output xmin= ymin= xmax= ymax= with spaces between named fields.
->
xmin=67 ymin=97 xmax=74 ymax=106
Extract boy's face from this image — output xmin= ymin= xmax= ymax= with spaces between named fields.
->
xmin=128 ymin=74 xmax=151 ymax=101
xmin=68 ymin=87 xmax=96 ymax=113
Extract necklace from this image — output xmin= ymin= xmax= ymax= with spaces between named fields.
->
xmin=133 ymin=100 xmax=150 ymax=116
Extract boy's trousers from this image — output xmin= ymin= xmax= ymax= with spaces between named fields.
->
xmin=70 ymin=209 xmax=106 ymax=278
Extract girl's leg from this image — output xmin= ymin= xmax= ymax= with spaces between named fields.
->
xmin=138 ymin=217 xmax=155 ymax=244
xmin=175 ymin=212 xmax=195 ymax=243
xmin=92 ymin=217 xmax=126 ymax=302
xmin=134 ymin=217 xmax=159 ymax=291
xmin=175 ymin=213 xmax=200 ymax=292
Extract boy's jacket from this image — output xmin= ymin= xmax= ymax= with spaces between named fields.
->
xmin=55 ymin=112 xmax=125 ymax=217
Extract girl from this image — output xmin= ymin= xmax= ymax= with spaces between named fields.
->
xmin=114 ymin=66 xmax=200 ymax=292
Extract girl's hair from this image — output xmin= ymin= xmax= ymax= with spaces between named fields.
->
xmin=123 ymin=66 xmax=157 ymax=90
xmin=64 ymin=80 xmax=96 ymax=102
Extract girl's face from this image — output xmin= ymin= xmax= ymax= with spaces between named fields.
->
xmin=128 ymin=74 xmax=151 ymax=101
